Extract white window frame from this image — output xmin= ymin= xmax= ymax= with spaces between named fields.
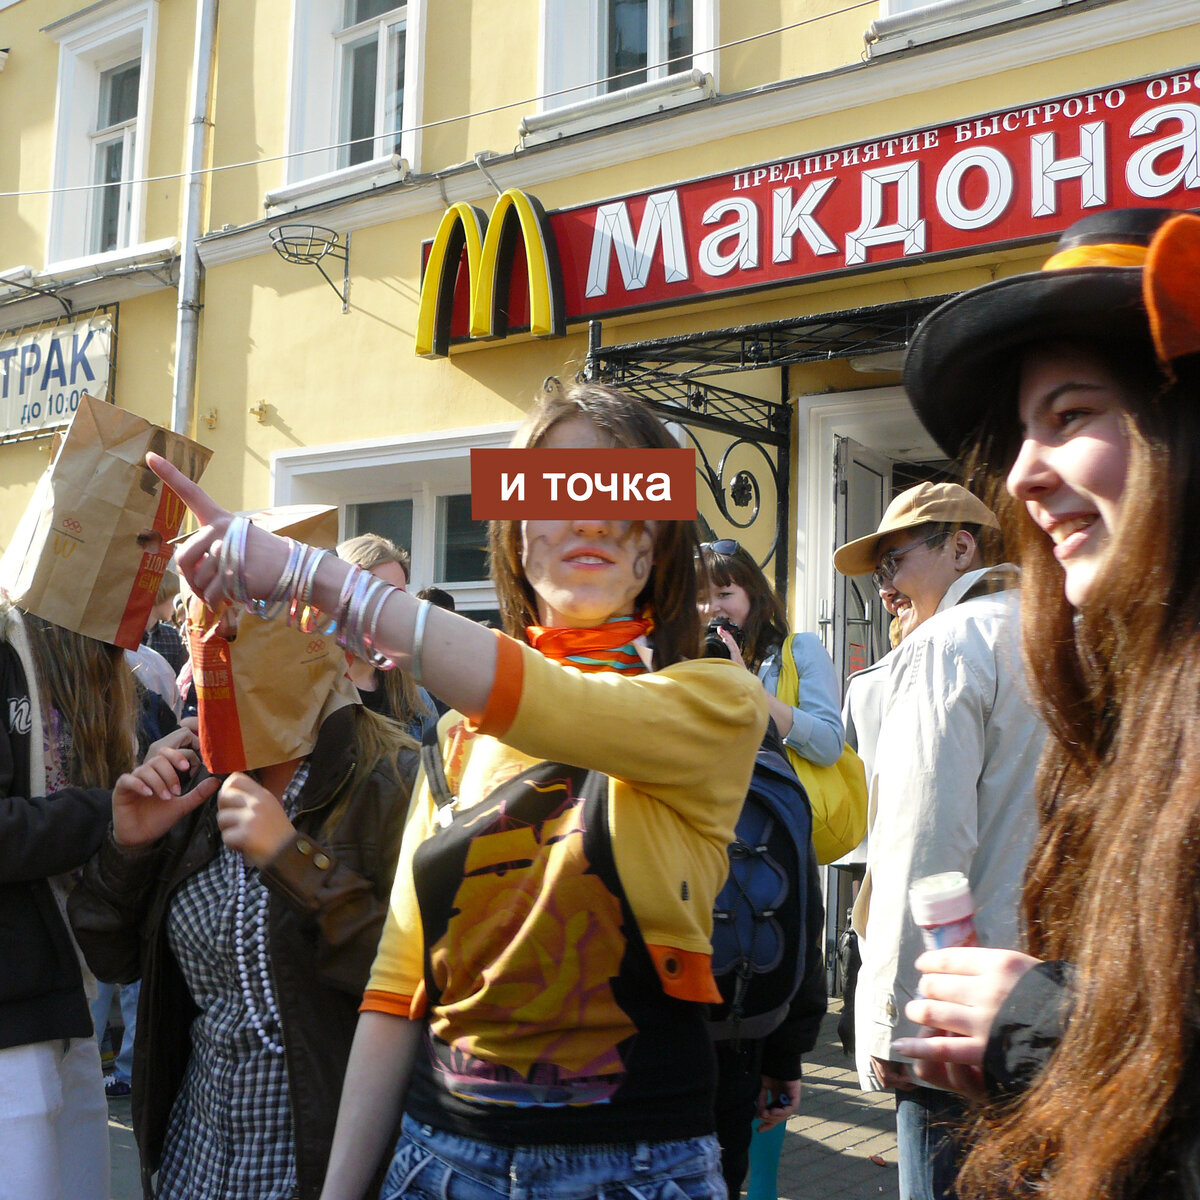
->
xmin=866 ymin=0 xmax=1086 ymax=58
xmin=539 ymin=0 xmax=717 ymax=112
xmin=271 ymin=424 xmax=517 ymax=613
xmin=283 ymin=0 xmax=426 ymax=195
xmin=45 ymin=1 xmax=158 ymax=267
xmin=334 ymin=4 xmax=407 ymax=170
xmin=89 ymin=59 xmax=141 ymax=254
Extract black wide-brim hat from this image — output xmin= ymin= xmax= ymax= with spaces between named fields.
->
xmin=904 ymin=208 xmax=1178 ymax=459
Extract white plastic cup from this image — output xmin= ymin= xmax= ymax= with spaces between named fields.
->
xmin=909 ymin=871 xmax=978 ymax=952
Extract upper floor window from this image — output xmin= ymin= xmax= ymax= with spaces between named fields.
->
xmin=866 ymin=0 xmax=1086 ymax=57
xmin=605 ymin=0 xmax=692 ymax=92
xmin=46 ymin=1 xmax=157 ymax=265
xmin=284 ymin=0 xmax=425 ymax=189
xmin=540 ymin=0 xmax=715 ymax=112
xmin=92 ymin=59 xmax=141 ymax=253
xmin=337 ymin=1 xmax=407 ymax=168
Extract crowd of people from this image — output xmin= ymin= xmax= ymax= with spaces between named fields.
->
xmin=1 ymin=204 xmax=1198 ymax=1200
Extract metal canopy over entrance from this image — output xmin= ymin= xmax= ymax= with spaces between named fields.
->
xmin=582 ymin=295 xmax=949 ymax=596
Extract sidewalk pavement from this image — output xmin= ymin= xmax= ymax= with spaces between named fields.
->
xmin=775 ymin=1001 xmax=898 ymax=1199
xmin=108 ymin=1092 xmax=138 ymax=1199
xmin=107 ymin=1001 xmax=897 ymax=1199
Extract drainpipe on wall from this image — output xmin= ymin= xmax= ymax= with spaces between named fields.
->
xmin=171 ymin=0 xmax=219 ymax=435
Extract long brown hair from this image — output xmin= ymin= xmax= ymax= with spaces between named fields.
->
xmin=488 ymin=381 xmax=702 ymax=669
xmin=956 ymin=343 xmax=1200 ymax=1200
xmin=337 ymin=533 xmax=432 ymax=733
xmin=6 ymin=605 xmax=138 ymax=788
xmin=322 ymin=706 xmax=417 ymax=837
xmin=698 ymin=541 xmax=789 ymax=672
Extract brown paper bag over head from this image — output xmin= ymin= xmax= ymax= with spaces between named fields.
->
xmin=185 ymin=505 xmax=359 ymax=774
xmin=0 ymin=394 xmax=211 ymax=649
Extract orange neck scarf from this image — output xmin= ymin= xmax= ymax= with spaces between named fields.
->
xmin=526 ymin=615 xmax=653 ymax=675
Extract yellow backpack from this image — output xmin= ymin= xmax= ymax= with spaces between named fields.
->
xmin=776 ymin=634 xmax=869 ymax=865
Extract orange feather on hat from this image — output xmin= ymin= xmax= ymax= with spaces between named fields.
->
xmin=1144 ymin=213 xmax=1200 ymax=367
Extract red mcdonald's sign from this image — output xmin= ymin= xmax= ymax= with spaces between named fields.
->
xmin=419 ymin=64 xmax=1200 ymax=355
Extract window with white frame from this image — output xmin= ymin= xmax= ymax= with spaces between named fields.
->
xmin=91 ymin=59 xmax=141 ymax=253
xmin=604 ymin=0 xmax=692 ymax=92
xmin=346 ymin=493 xmax=489 ymax=578
xmin=867 ymin=0 xmax=1086 ymax=57
xmin=541 ymin=0 xmax=716 ymax=110
xmin=46 ymin=2 xmax=157 ymax=265
xmin=336 ymin=1 xmax=407 ymax=168
xmin=285 ymin=0 xmax=425 ymax=187
xmin=274 ymin=425 xmax=514 ymax=621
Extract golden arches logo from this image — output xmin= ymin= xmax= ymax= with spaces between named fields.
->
xmin=415 ymin=189 xmax=565 ymax=358
xmin=52 ymin=533 xmax=76 ymax=558
xmin=162 ymin=486 xmax=186 ymax=530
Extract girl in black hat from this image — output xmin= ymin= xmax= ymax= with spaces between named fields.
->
xmin=892 ymin=208 xmax=1200 ymax=1200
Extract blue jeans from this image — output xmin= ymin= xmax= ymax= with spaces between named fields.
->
xmin=895 ymin=1085 xmax=968 ymax=1200
xmin=90 ymin=981 xmax=140 ymax=1085
xmin=382 ymin=1116 xmax=725 ymax=1200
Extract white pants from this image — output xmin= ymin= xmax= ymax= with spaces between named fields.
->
xmin=0 ymin=1038 xmax=110 ymax=1200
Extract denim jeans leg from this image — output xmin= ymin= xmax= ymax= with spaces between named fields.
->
xmin=895 ymin=1085 xmax=968 ymax=1200
xmin=113 ymin=981 xmax=140 ymax=1084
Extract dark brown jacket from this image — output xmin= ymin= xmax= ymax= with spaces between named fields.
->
xmin=69 ymin=706 xmax=415 ymax=1200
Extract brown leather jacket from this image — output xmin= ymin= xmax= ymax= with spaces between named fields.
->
xmin=69 ymin=706 xmax=416 ymax=1200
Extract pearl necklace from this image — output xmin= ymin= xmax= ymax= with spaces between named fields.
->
xmin=233 ymin=854 xmax=285 ymax=1057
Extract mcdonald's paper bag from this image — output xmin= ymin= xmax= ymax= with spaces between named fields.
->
xmin=185 ymin=505 xmax=359 ymax=774
xmin=0 ymin=394 xmax=211 ymax=649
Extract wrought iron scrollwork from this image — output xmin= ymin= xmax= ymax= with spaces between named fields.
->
xmin=676 ymin=426 xmax=779 ymax=568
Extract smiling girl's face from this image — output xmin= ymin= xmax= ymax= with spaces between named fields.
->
xmin=1007 ymin=343 xmax=1132 ymax=608
xmin=520 ymin=417 xmax=657 ymax=628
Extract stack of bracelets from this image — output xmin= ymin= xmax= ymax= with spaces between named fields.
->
xmin=214 ymin=515 xmax=433 ymax=682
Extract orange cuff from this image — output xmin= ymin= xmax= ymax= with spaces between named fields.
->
xmin=359 ymin=987 xmax=428 ymax=1019
xmin=468 ymin=631 xmax=525 ymax=738
xmin=646 ymin=945 xmax=722 ymax=1004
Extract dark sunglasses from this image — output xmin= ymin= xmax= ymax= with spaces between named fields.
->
xmin=701 ymin=539 xmax=741 ymax=556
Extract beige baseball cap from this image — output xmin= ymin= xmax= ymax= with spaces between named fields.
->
xmin=833 ymin=482 xmax=999 ymax=577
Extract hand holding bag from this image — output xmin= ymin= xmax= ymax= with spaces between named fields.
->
xmin=776 ymin=634 xmax=868 ymax=865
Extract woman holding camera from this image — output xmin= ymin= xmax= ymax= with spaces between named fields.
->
xmin=700 ymin=539 xmax=843 ymax=769
xmin=150 ymin=382 xmax=769 ymax=1200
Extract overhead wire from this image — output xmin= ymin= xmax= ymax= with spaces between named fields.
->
xmin=0 ymin=1 xmax=874 ymax=201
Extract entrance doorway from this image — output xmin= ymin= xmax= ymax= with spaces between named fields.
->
xmin=798 ymin=384 xmax=950 ymax=993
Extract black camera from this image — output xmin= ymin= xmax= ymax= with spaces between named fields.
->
xmin=703 ymin=616 xmax=744 ymax=659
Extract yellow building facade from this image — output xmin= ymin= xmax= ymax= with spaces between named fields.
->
xmin=1 ymin=0 xmax=1198 ymax=675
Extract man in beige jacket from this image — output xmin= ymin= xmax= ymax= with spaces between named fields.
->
xmin=834 ymin=481 xmax=1043 ymax=1200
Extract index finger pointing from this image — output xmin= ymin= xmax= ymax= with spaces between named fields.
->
xmin=147 ymin=452 xmax=226 ymax=527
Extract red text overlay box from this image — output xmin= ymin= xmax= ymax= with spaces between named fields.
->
xmin=471 ymin=448 xmax=697 ymax=519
